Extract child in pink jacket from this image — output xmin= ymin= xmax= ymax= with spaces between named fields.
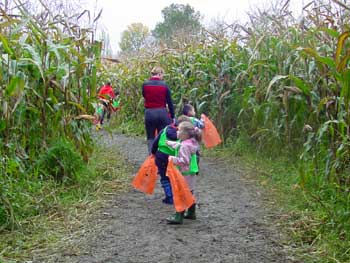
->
xmin=166 ymin=121 xmax=201 ymax=224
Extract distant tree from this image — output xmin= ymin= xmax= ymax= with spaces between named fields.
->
xmin=152 ymin=3 xmax=202 ymax=48
xmin=119 ymin=23 xmax=150 ymax=53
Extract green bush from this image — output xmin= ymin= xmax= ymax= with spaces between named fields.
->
xmin=37 ymin=139 xmax=84 ymax=183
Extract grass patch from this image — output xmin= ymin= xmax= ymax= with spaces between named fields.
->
xmin=110 ymin=114 xmax=144 ymax=137
xmin=0 ymin=143 xmax=131 ymax=263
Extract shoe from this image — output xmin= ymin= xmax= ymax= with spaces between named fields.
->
xmin=166 ymin=212 xmax=184 ymax=224
xmin=184 ymin=204 xmax=196 ymax=220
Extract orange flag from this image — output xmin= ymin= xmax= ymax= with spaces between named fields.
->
xmin=201 ymin=114 xmax=222 ymax=148
xmin=166 ymin=160 xmax=195 ymax=212
xmin=132 ymin=155 xmax=158 ymax=195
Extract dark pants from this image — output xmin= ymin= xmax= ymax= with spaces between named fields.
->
xmin=144 ymin=108 xmax=171 ymax=153
xmin=100 ymin=101 xmax=110 ymax=124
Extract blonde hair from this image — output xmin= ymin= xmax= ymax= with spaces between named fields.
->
xmin=177 ymin=115 xmax=191 ymax=124
xmin=151 ymin=66 xmax=164 ymax=76
xmin=178 ymin=121 xmax=202 ymax=142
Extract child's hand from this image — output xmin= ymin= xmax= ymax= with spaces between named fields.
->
xmin=166 ymin=140 xmax=180 ymax=149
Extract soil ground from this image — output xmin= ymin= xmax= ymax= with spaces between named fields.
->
xmin=34 ymin=130 xmax=296 ymax=263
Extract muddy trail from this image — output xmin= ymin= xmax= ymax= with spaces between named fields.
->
xmin=37 ymin=130 xmax=295 ymax=263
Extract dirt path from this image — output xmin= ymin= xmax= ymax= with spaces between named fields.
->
xmin=38 ymin=131 xmax=294 ymax=263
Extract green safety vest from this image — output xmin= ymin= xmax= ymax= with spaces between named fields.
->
xmin=112 ymin=98 xmax=120 ymax=108
xmin=96 ymin=104 xmax=104 ymax=115
xmin=158 ymin=127 xmax=179 ymax=156
xmin=175 ymin=146 xmax=199 ymax=176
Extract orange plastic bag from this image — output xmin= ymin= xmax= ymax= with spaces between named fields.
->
xmin=166 ymin=160 xmax=195 ymax=212
xmin=132 ymin=155 xmax=158 ymax=194
xmin=201 ymin=114 xmax=222 ymax=148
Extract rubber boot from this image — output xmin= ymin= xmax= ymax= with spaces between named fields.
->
xmin=161 ymin=182 xmax=173 ymax=205
xmin=166 ymin=211 xmax=184 ymax=225
xmin=184 ymin=204 xmax=196 ymax=220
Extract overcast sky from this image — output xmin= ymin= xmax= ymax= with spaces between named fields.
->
xmin=90 ymin=0 xmax=304 ymax=54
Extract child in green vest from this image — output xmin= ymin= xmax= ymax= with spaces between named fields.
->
xmin=151 ymin=123 xmax=178 ymax=204
xmin=151 ymin=115 xmax=192 ymax=204
xmin=166 ymin=121 xmax=201 ymax=224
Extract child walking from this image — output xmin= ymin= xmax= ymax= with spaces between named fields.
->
xmin=151 ymin=122 xmax=178 ymax=204
xmin=182 ymin=104 xmax=205 ymax=129
xmin=151 ymin=115 xmax=192 ymax=204
xmin=182 ymin=103 xmax=204 ymax=174
xmin=166 ymin=121 xmax=201 ymax=224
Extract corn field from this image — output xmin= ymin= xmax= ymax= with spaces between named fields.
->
xmin=1 ymin=0 xmax=350 ymax=261
xmin=0 ymin=1 xmax=102 ymax=228
xmin=115 ymin=1 xmax=350 ymax=184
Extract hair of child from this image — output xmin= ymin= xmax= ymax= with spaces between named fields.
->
xmin=179 ymin=121 xmax=202 ymax=142
xmin=182 ymin=104 xmax=194 ymax=116
xmin=177 ymin=115 xmax=192 ymax=124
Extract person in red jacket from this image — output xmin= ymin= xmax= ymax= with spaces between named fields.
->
xmin=97 ymin=82 xmax=116 ymax=126
xmin=98 ymin=82 xmax=115 ymax=100
xmin=142 ymin=66 xmax=175 ymax=154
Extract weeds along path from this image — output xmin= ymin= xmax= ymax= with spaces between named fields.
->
xmin=44 ymin=131 xmax=294 ymax=263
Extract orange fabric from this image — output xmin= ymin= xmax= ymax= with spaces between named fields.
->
xmin=166 ymin=160 xmax=195 ymax=212
xmin=201 ymin=114 xmax=222 ymax=148
xmin=132 ymin=156 xmax=158 ymax=194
